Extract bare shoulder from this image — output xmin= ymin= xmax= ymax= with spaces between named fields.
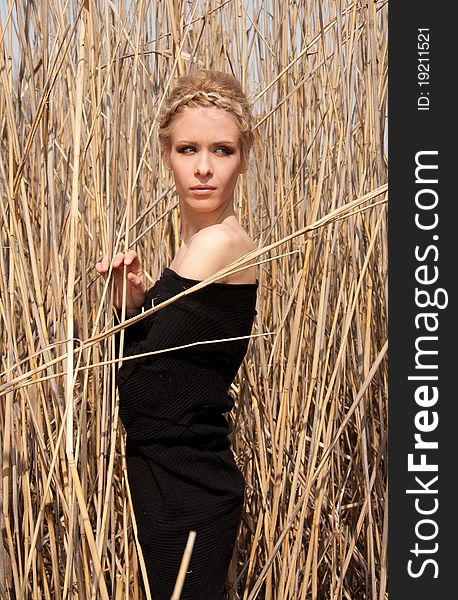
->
xmin=173 ymin=223 xmax=257 ymax=284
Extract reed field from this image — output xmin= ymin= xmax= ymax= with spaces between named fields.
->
xmin=0 ymin=0 xmax=388 ymax=598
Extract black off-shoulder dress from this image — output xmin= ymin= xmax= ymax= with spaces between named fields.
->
xmin=115 ymin=267 xmax=258 ymax=599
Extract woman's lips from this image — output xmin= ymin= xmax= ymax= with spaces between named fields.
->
xmin=190 ymin=186 xmax=216 ymax=194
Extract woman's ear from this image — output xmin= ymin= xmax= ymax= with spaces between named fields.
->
xmin=239 ymin=159 xmax=248 ymax=174
xmin=239 ymin=148 xmax=249 ymax=174
xmin=163 ymin=149 xmax=172 ymax=170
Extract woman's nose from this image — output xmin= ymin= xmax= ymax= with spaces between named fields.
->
xmin=194 ymin=152 xmax=213 ymax=176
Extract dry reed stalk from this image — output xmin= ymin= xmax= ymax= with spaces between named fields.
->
xmin=0 ymin=1 xmax=387 ymax=598
xmin=170 ymin=531 xmax=197 ymax=600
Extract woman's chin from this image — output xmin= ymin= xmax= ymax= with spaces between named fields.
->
xmin=181 ymin=198 xmax=222 ymax=211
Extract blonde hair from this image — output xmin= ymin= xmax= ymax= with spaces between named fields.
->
xmin=158 ymin=69 xmax=259 ymax=169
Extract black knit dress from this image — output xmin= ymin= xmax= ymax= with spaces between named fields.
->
xmin=115 ymin=267 xmax=258 ymax=599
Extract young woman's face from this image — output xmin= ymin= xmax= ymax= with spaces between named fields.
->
xmin=165 ymin=106 xmax=246 ymax=213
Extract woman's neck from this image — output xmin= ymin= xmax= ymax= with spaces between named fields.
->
xmin=179 ymin=203 xmax=237 ymax=245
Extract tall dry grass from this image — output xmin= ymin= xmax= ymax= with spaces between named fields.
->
xmin=0 ymin=1 xmax=388 ymax=598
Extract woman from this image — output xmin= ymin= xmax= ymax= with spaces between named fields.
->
xmin=96 ymin=70 xmax=259 ymax=599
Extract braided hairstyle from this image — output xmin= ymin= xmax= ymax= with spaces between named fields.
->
xmin=158 ymin=69 xmax=258 ymax=170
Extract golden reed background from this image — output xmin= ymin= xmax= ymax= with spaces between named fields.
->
xmin=0 ymin=1 xmax=388 ymax=598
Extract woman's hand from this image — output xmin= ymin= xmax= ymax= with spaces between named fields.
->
xmin=96 ymin=250 xmax=147 ymax=315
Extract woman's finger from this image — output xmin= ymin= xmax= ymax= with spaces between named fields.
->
xmin=125 ymin=250 xmax=137 ymax=263
xmin=128 ymin=272 xmax=143 ymax=285
xmin=113 ymin=253 xmax=125 ymax=268
xmin=96 ymin=261 xmax=108 ymax=277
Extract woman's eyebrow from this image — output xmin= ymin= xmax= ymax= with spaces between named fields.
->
xmin=175 ymin=140 xmax=237 ymax=145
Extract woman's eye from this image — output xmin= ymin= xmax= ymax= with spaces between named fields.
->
xmin=178 ymin=146 xmax=195 ymax=154
xmin=216 ymin=147 xmax=232 ymax=155
xmin=177 ymin=146 xmax=233 ymax=155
